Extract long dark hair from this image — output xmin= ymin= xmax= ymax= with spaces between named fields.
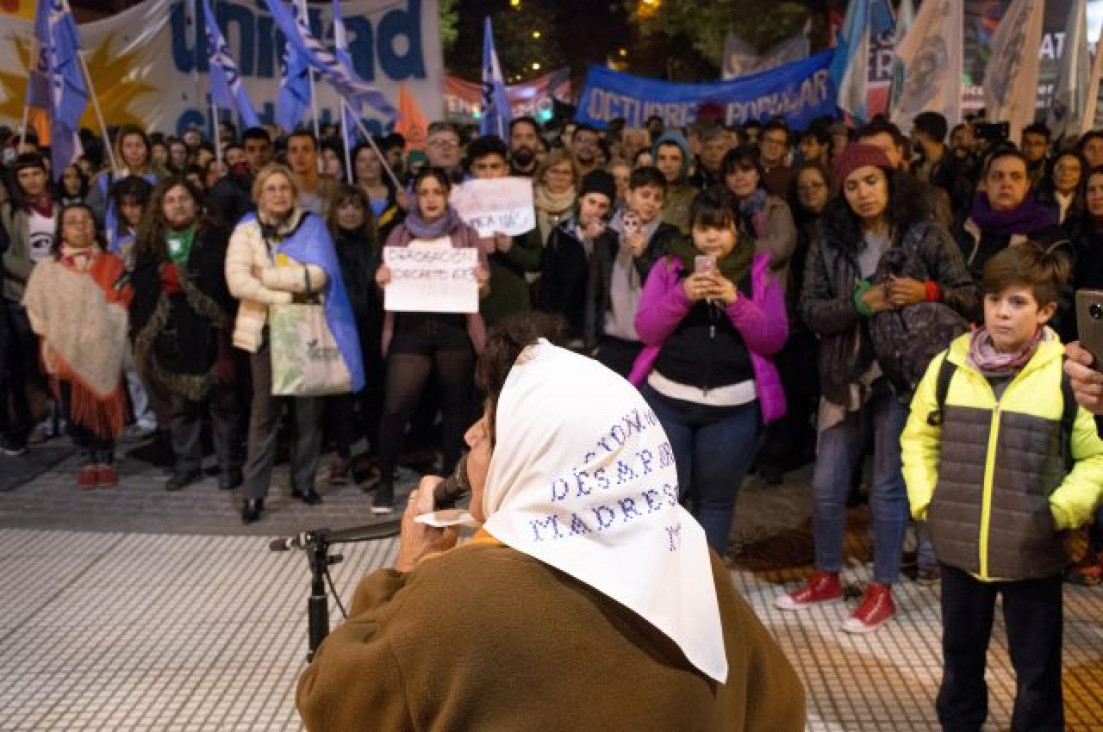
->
xmin=133 ymin=176 xmax=208 ymax=261
xmin=325 ymin=183 xmax=377 ymax=248
xmin=351 ymin=140 xmax=397 ymax=200
xmin=819 ymin=165 xmax=920 ymax=251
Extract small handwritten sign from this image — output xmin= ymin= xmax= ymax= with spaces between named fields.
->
xmin=383 ymin=241 xmax=479 ymax=314
xmin=450 ymin=177 xmax=536 ymax=237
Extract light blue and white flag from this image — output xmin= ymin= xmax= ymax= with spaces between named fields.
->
xmin=276 ymin=18 xmax=311 ymax=131
xmin=829 ymin=0 xmax=872 ymax=122
xmin=202 ymin=0 xmax=261 ymax=129
xmin=266 ymin=0 xmax=396 ymax=121
xmin=31 ymin=0 xmax=88 ymax=178
xmin=480 ymin=17 xmax=511 ymax=138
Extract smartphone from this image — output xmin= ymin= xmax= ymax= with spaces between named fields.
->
xmin=974 ymin=122 xmax=1010 ymax=142
xmin=622 ymin=211 xmax=641 ymax=237
xmin=1076 ymin=289 xmax=1103 ymax=366
xmin=694 ymin=254 xmax=718 ymax=275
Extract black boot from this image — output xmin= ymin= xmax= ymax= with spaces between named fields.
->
xmin=242 ymin=498 xmax=264 ymax=524
xmin=166 ymin=468 xmax=203 ymax=492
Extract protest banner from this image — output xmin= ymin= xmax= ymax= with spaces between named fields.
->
xmin=0 ymin=0 xmax=443 ymax=136
xmin=449 ymin=177 xmax=535 ymax=238
xmin=444 ymin=68 xmax=571 ymax=125
xmin=576 ymin=51 xmax=835 ymax=130
xmin=383 ymin=243 xmax=479 ymax=314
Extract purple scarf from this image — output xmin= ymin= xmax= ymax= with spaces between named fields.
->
xmin=969 ymin=192 xmax=1055 ymax=236
xmin=403 ymin=205 xmax=464 ymax=240
xmin=966 ymin=326 xmax=1044 ymax=377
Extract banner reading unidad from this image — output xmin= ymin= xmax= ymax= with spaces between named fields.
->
xmin=577 ymin=52 xmax=835 ymax=130
xmin=0 ymin=0 xmax=443 ymax=136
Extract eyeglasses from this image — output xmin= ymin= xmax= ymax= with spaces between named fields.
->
xmin=762 ymin=136 xmax=788 ymax=146
xmin=798 ymin=182 xmax=827 ymax=192
xmin=429 ymin=139 xmax=460 ymax=150
xmin=1055 ymin=165 xmax=1081 ymax=174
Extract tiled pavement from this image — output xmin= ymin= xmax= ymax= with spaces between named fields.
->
xmin=1 ymin=448 xmax=1102 ymax=730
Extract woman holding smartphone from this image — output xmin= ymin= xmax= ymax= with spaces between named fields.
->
xmin=629 ymin=190 xmax=789 ymax=555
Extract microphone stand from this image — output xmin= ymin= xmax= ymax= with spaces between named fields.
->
xmin=275 ymin=520 xmax=402 ymax=662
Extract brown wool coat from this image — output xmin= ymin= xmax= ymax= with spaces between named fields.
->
xmin=297 ymin=542 xmax=805 ymax=732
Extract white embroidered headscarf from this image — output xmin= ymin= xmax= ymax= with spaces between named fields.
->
xmin=480 ymin=341 xmax=728 ymax=683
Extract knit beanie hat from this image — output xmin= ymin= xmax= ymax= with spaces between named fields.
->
xmin=578 ymin=169 xmax=617 ymax=204
xmin=832 ymin=142 xmax=892 ymax=191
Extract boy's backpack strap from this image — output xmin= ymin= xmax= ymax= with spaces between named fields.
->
xmin=927 ymin=356 xmax=957 ymax=427
xmin=1060 ymin=365 xmax=1078 ymax=471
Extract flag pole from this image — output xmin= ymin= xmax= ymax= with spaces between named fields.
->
xmin=62 ymin=0 xmax=118 ymax=175
xmin=340 ymin=100 xmax=354 ymax=184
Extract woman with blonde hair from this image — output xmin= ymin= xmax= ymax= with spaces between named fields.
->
xmin=533 ymin=148 xmax=580 ymax=244
xmin=225 ymin=164 xmax=363 ymax=524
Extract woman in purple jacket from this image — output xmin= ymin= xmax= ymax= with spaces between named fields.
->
xmin=629 ymin=191 xmax=788 ymax=554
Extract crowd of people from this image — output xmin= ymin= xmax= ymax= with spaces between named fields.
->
xmin=4 ymin=107 xmax=1103 ymax=728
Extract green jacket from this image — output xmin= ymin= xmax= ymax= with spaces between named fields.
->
xmin=479 ymin=227 xmax=542 ymax=326
xmin=902 ymin=330 xmax=1103 ymax=580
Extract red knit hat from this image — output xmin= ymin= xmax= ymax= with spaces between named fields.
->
xmin=832 ymin=143 xmax=893 ymax=191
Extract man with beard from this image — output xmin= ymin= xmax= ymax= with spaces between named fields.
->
xmin=571 ymin=125 xmax=602 ymax=178
xmin=508 ymin=117 xmax=541 ymax=177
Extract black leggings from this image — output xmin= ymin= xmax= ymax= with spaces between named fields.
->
xmin=377 ymin=347 xmax=475 ymax=486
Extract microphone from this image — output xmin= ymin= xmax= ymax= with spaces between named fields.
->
xmin=269 ymin=533 xmax=313 ymax=552
xmin=431 ymin=454 xmax=471 ymax=508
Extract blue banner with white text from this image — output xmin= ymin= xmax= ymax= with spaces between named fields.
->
xmin=577 ymin=51 xmax=836 ymax=130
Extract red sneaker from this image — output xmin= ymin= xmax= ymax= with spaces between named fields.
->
xmin=77 ymin=465 xmax=98 ymax=490
xmin=842 ymin=582 xmax=895 ymax=634
xmin=1066 ymin=552 xmax=1103 ymax=586
xmin=775 ymin=571 xmax=843 ymax=610
xmin=97 ymin=464 xmax=118 ymax=488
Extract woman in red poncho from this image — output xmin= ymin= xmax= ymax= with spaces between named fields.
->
xmin=23 ymin=204 xmax=132 ymax=488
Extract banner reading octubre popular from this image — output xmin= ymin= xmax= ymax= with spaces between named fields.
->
xmin=576 ymin=52 xmax=835 ymax=130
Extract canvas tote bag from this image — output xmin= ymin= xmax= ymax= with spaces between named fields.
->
xmin=269 ymin=267 xmax=353 ymax=396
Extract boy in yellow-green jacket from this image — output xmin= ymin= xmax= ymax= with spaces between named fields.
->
xmin=902 ymin=243 xmax=1103 ymax=732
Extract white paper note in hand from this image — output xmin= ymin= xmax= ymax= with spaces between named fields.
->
xmin=414 ymin=509 xmax=481 ymax=528
xmin=383 ymin=241 xmax=479 ymax=314
xmin=450 ymin=177 xmax=536 ymax=237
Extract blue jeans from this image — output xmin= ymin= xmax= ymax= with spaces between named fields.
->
xmin=641 ymin=384 xmax=761 ymax=554
xmin=812 ymin=379 xmax=909 ymax=585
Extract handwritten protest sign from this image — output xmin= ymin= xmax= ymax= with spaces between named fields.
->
xmin=450 ymin=177 xmax=536 ymax=237
xmin=383 ymin=241 xmax=479 ymax=314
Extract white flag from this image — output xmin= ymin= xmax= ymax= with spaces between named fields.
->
xmin=722 ymin=21 xmax=810 ymax=80
xmin=889 ymin=0 xmax=963 ymax=134
xmin=1047 ymin=0 xmax=1090 ymax=139
xmin=983 ymin=0 xmax=1045 ymax=142
xmin=1084 ymin=21 xmax=1103 ymax=134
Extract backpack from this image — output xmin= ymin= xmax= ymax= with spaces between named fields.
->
xmin=926 ymin=356 xmax=1078 ymax=469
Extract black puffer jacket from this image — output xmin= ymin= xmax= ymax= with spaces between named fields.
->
xmin=800 ymin=211 xmax=978 ymax=407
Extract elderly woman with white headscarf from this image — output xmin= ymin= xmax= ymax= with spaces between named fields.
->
xmin=296 ymin=317 xmax=805 ymax=732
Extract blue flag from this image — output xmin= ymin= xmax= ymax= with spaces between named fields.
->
xmin=202 ymin=0 xmax=261 ymax=129
xmin=31 ymin=0 xmax=89 ymax=178
xmin=266 ymin=0 xmax=396 ymax=121
xmin=829 ymin=0 xmax=872 ymax=122
xmin=480 ymin=17 xmax=511 ymax=138
xmin=276 ymin=2 xmax=311 ymax=131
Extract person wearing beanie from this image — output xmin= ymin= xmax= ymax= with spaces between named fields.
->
xmin=538 ymin=169 xmax=617 ymax=347
xmin=653 ymin=131 xmax=697 ymax=235
xmin=776 ymin=142 xmax=978 ymax=633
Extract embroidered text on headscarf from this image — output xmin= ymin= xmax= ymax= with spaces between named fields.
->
xmin=534 ymin=405 xmax=680 ymax=545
